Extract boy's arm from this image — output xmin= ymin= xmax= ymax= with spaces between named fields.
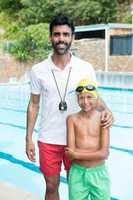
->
xmin=65 ymin=115 xmax=76 ymax=160
xmin=68 ymin=127 xmax=110 ymax=161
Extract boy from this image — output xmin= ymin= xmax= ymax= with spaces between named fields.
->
xmin=65 ymin=79 xmax=110 ymax=200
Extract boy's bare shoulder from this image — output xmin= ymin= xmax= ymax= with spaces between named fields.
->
xmin=67 ymin=112 xmax=79 ymax=121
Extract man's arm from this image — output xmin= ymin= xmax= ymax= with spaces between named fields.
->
xmin=26 ymin=94 xmax=40 ymax=162
xmin=97 ymin=97 xmax=113 ymax=128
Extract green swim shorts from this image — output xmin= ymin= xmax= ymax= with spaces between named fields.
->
xmin=68 ymin=162 xmax=110 ymax=200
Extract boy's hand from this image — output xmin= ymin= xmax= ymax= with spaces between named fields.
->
xmin=101 ymin=109 xmax=114 ymax=128
xmin=65 ymin=147 xmax=75 ymax=160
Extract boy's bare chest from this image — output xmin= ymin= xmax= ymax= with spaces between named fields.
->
xmin=74 ymin=117 xmax=101 ymax=149
xmin=75 ymin=117 xmax=100 ymax=137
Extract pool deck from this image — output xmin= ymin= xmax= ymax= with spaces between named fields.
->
xmin=0 ymin=181 xmax=41 ymax=200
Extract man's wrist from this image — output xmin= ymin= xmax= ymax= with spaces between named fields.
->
xmin=26 ymin=134 xmax=32 ymax=142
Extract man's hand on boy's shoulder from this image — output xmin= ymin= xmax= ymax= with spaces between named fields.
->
xmin=101 ymin=109 xmax=114 ymax=128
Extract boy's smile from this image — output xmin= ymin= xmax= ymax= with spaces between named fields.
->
xmin=77 ymin=93 xmax=97 ymax=112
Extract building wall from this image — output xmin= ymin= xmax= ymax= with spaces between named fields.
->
xmin=0 ymin=50 xmax=31 ymax=83
xmin=109 ymin=28 xmax=131 ymax=36
xmin=72 ymin=33 xmax=133 ymax=72
xmin=72 ymin=38 xmax=105 ymax=71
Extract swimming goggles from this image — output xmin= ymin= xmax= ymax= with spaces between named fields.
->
xmin=75 ymin=84 xmax=96 ymax=93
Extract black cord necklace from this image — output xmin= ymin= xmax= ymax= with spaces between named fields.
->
xmin=51 ymin=67 xmax=72 ymax=111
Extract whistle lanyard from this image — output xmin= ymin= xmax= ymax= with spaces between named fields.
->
xmin=51 ymin=67 xmax=72 ymax=103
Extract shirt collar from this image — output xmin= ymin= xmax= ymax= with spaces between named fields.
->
xmin=48 ymin=52 xmax=74 ymax=71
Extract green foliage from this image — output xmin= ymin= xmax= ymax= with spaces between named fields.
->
xmin=116 ymin=0 xmax=131 ymax=23
xmin=59 ymin=0 xmax=118 ymax=24
xmin=18 ymin=0 xmax=64 ymax=25
xmin=8 ymin=23 xmax=51 ymax=61
xmin=97 ymin=0 xmax=118 ymax=23
xmin=8 ymin=0 xmax=118 ymax=26
xmin=0 ymin=0 xmax=23 ymax=12
xmin=0 ymin=12 xmax=21 ymax=40
xmin=0 ymin=0 xmax=131 ymax=26
xmin=122 ymin=14 xmax=132 ymax=23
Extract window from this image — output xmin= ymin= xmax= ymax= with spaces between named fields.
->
xmin=110 ymin=34 xmax=132 ymax=55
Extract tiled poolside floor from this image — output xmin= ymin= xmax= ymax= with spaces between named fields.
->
xmin=0 ymin=181 xmax=41 ymax=200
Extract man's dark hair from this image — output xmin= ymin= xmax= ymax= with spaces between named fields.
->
xmin=49 ymin=13 xmax=75 ymax=36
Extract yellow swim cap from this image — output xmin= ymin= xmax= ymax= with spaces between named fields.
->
xmin=76 ymin=79 xmax=98 ymax=98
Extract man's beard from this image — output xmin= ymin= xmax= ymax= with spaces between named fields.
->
xmin=52 ymin=41 xmax=72 ymax=55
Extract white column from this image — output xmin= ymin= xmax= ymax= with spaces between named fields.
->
xmin=132 ymin=12 xmax=133 ymax=55
xmin=105 ymin=27 xmax=109 ymax=72
xmin=131 ymin=3 xmax=133 ymax=56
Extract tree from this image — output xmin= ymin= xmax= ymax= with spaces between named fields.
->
xmin=18 ymin=0 xmax=65 ymax=25
xmin=0 ymin=0 xmax=23 ymax=12
xmin=60 ymin=0 xmax=118 ymax=24
xmin=8 ymin=23 xmax=51 ymax=61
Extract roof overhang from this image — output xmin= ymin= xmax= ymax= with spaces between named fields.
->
xmin=75 ymin=23 xmax=132 ymax=33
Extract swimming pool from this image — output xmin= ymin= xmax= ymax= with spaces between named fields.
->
xmin=0 ymin=82 xmax=133 ymax=200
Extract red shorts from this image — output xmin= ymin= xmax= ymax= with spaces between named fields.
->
xmin=38 ymin=141 xmax=71 ymax=177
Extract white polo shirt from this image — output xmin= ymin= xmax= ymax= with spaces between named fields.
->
xmin=30 ymin=54 xmax=96 ymax=145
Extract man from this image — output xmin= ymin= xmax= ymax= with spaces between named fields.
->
xmin=26 ymin=13 xmax=113 ymax=200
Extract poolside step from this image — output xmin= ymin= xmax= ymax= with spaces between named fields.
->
xmin=0 ymin=181 xmax=41 ymax=200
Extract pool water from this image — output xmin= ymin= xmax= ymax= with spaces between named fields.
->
xmin=0 ymin=83 xmax=133 ymax=200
